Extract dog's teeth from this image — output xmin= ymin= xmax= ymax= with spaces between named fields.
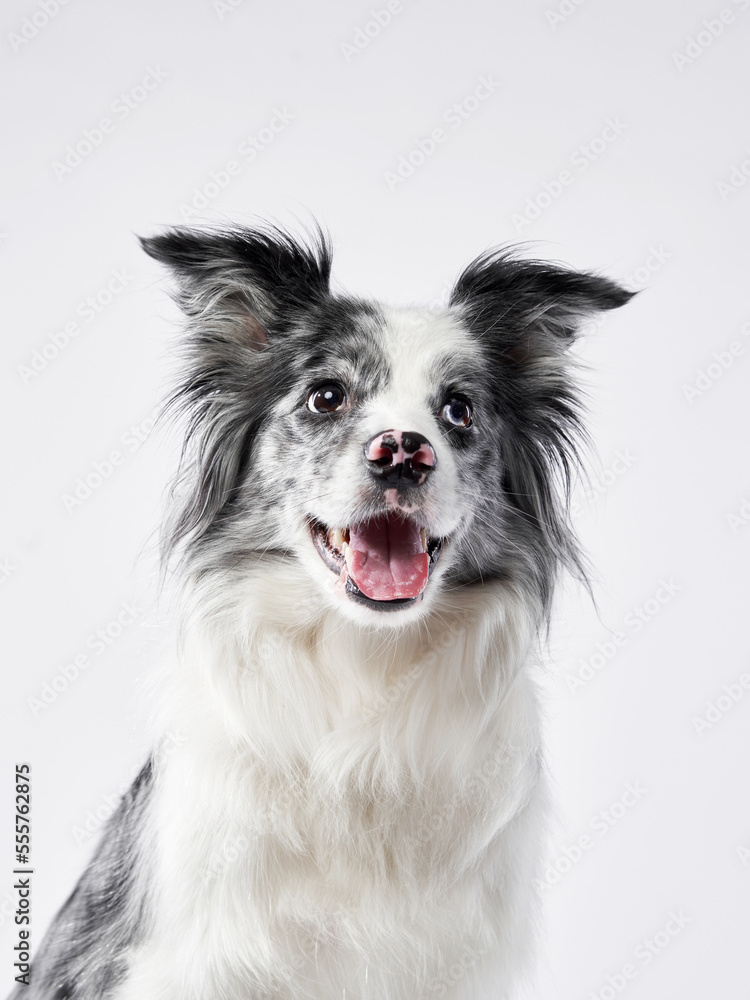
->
xmin=420 ymin=527 xmax=428 ymax=553
xmin=342 ymin=542 xmax=354 ymax=570
xmin=329 ymin=527 xmax=346 ymax=550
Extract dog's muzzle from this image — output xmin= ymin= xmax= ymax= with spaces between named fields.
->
xmin=307 ymin=429 xmax=445 ymax=612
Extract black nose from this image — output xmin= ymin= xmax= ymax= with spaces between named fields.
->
xmin=363 ymin=429 xmax=437 ymax=487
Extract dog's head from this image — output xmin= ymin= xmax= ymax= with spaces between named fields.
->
xmin=141 ymin=225 xmax=632 ymax=626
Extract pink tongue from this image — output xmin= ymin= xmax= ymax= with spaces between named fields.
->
xmin=347 ymin=516 xmax=429 ymax=601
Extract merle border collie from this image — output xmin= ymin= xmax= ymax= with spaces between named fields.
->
xmin=16 ymin=225 xmax=632 ymax=1000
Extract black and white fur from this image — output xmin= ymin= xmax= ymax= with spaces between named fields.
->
xmin=17 ymin=225 xmax=632 ymax=1000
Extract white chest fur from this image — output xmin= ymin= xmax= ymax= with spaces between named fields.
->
xmin=116 ymin=572 xmax=545 ymax=1000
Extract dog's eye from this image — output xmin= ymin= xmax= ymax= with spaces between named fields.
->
xmin=308 ymin=383 xmax=348 ymax=414
xmin=440 ymin=397 xmax=473 ymax=428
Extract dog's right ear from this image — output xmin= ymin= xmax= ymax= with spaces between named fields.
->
xmin=141 ymin=226 xmax=333 ymax=565
xmin=139 ymin=224 xmax=332 ymax=350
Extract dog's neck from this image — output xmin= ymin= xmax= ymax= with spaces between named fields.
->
xmin=157 ymin=559 xmax=541 ymax=770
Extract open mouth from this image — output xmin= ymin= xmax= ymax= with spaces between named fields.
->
xmin=309 ymin=514 xmax=445 ymax=611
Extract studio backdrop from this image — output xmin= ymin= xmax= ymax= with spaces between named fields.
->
xmin=2 ymin=0 xmax=748 ymax=997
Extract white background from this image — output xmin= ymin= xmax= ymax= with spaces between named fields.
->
xmin=2 ymin=0 xmax=749 ymax=997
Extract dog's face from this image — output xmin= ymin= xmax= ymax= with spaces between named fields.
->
xmin=141 ymin=226 xmax=632 ymax=625
xmin=251 ymin=302 xmax=484 ymax=622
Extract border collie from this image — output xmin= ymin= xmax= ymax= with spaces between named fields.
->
xmin=17 ymin=225 xmax=631 ymax=1000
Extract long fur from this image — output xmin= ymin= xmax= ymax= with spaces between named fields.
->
xmin=15 ymin=224 xmax=632 ymax=1000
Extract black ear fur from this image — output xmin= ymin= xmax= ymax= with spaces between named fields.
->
xmin=139 ymin=224 xmax=334 ymax=565
xmin=449 ymin=250 xmax=634 ymax=605
xmin=449 ymin=249 xmax=634 ymax=362
xmin=139 ymin=224 xmax=333 ymax=346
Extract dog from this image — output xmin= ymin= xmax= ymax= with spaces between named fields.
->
xmin=17 ymin=225 xmax=632 ymax=1000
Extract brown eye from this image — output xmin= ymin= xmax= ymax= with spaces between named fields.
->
xmin=307 ymin=383 xmax=348 ymax=414
xmin=441 ymin=397 xmax=473 ymax=428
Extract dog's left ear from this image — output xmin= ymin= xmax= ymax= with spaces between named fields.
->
xmin=139 ymin=225 xmax=332 ymax=350
xmin=449 ymin=251 xmax=634 ymax=363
